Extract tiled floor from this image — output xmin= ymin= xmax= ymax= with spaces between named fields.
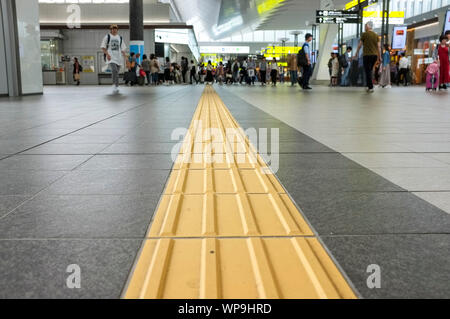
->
xmin=1 ymin=84 xmax=449 ymax=299
xmin=222 ymin=85 xmax=450 ymax=215
xmin=0 ymin=85 xmax=204 ymax=298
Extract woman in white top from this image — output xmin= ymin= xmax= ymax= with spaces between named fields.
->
xmin=270 ymin=58 xmax=278 ymax=86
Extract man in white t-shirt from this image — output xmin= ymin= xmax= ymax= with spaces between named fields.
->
xmin=101 ymin=24 xmax=127 ymax=94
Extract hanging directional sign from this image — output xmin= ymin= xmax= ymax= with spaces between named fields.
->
xmin=316 ymin=10 xmax=359 ymax=24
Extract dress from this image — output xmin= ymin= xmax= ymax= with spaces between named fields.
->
xmin=438 ymin=45 xmax=450 ymax=85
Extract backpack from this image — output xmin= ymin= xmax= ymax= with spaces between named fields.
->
xmin=297 ymin=44 xmax=308 ymax=67
xmin=103 ymin=34 xmax=123 ymax=62
xmin=339 ymin=55 xmax=349 ymax=68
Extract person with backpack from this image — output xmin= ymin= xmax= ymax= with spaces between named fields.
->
xmin=101 ymin=24 xmax=127 ymax=94
xmin=298 ymin=33 xmax=313 ymax=90
xmin=340 ymin=47 xmax=352 ymax=86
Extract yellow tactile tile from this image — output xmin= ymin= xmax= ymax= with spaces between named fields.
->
xmin=124 ymin=238 xmax=356 ymax=299
xmin=148 ymin=193 xmax=314 ymax=238
xmin=164 ymin=168 xmax=286 ymax=195
xmin=124 ymin=86 xmax=357 ymax=299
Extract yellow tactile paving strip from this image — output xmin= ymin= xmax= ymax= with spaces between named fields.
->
xmin=124 ymin=86 xmax=357 ymax=299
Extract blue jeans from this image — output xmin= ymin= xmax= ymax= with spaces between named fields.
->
xmin=290 ymin=70 xmax=298 ymax=85
xmin=341 ymin=66 xmax=350 ymax=86
xmin=151 ymin=73 xmax=158 ymax=84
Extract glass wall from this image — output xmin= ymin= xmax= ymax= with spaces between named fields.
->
xmin=15 ymin=0 xmax=43 ymax=94
xmin=40 ymin=39 xmax=60 ymax=70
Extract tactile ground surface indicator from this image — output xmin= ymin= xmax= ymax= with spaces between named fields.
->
xmin=124 ymin=86 xmax=357 ymax=299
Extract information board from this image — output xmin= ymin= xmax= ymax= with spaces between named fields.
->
xmin=392 ymin=26 xmax=408 ymax=50
xmin=316 ymin=10 xmax=359 ymax=24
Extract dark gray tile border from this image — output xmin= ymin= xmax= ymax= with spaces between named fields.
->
xmin=321 ymin=235 xmax=450 ymax=299
xmin=296 ymin=191 xmax=450 ymax=235
xmin=277 ymin=168 xmax=404 ymax=194
xmin=0 ymin=239 xmax=142 ymax=299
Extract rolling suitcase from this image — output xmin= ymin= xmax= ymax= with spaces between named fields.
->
xmin=426 ymin=72 xmax=439 ymax=91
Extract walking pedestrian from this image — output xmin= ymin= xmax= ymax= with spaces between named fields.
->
xmin=101 ymin=24 xmax=127 ymax=94
xmin=354 ymin=21 xmax=381 ymax=93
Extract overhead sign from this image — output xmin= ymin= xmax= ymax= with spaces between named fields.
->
xmin=362 ymin=11 xmax=405 ymax=27
xmin=444 ymin=10 xmax=450 ymax=34
xmin=199 ymin=46 xmax=250 ymax=54
xmin=345 ymin=0 xmax=378 ymax=10
xmin=316 ymin=10 xmax=359 ymax=24
xmin=392 ymin=26 xmax=408 ymax=50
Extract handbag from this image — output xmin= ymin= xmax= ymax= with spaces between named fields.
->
xmin=74 ymin=74 xmax=80 ymax=81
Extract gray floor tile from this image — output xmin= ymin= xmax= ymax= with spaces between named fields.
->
xmin=100 ymin=142 xmax=181 ymax=155
xmin=22 ymin=143 xmax=110 ymax=155
xmin=0 ymin=195 xmax=31 ymax=218
xmin=0 ymin=239 xmax=142 ymax=299
xmin=322 ymin=235 xmax=450 ymax=299
xmin=0 ymin=170 xmax=66 ymax=195
xmin=277 ymin=168 xmax=403 ymax=195
xmin=274 ymin=142 xmax=336 ymax=153
xmin=294 ymin=191 xmax=450 ymax=235
xmin=278 ymin=153 xmax=362 ymax=169
xmin=79 ymin=154 xmax=174 ymax=170
xmin=52 ymin=135 xmax=121 ymax=144
xmin=44 ymin=169 xmax=170 ymax=195
xmin=0 ymin=195 xmax=160 ymax=238
xmin=0 ymin=155 xmax=91 ymax=171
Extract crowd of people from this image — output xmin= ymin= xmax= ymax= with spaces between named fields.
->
xmin=97 ymin=24 xmax=449 ymax=95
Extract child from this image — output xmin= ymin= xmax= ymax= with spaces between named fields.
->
xmin=425 ymin=61 xmax=440 ymax=91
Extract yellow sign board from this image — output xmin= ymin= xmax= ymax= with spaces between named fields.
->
xmin=265 ymin=46 xmax=300 ymax=55
xmin=363 ymin=11 xmax=405 ymax=18
xmin=257 ymin=0 xmax=286 ymax=15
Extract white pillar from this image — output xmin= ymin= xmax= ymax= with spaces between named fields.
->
xmin=0 ymin=0 xmax=43 ymax=96
xmin=312 ymin=24 xmax=339 ymax=82
xmin=312 ymin=0 xmax=339 ymax=83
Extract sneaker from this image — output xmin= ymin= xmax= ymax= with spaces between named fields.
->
xmin=385 ymin=85 xmax=392 ymax=89
xmin=113 ymin=86 xmax=119 ymax=94
xmin=368 ymin=88 xmax=374 ymax=93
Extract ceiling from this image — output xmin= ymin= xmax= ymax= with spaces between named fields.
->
xmin=171 ymin=0 xmax=352 ymax=40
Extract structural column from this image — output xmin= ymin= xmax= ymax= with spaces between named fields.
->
xmin=129 ymin=0 xmax=144 ymax=63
